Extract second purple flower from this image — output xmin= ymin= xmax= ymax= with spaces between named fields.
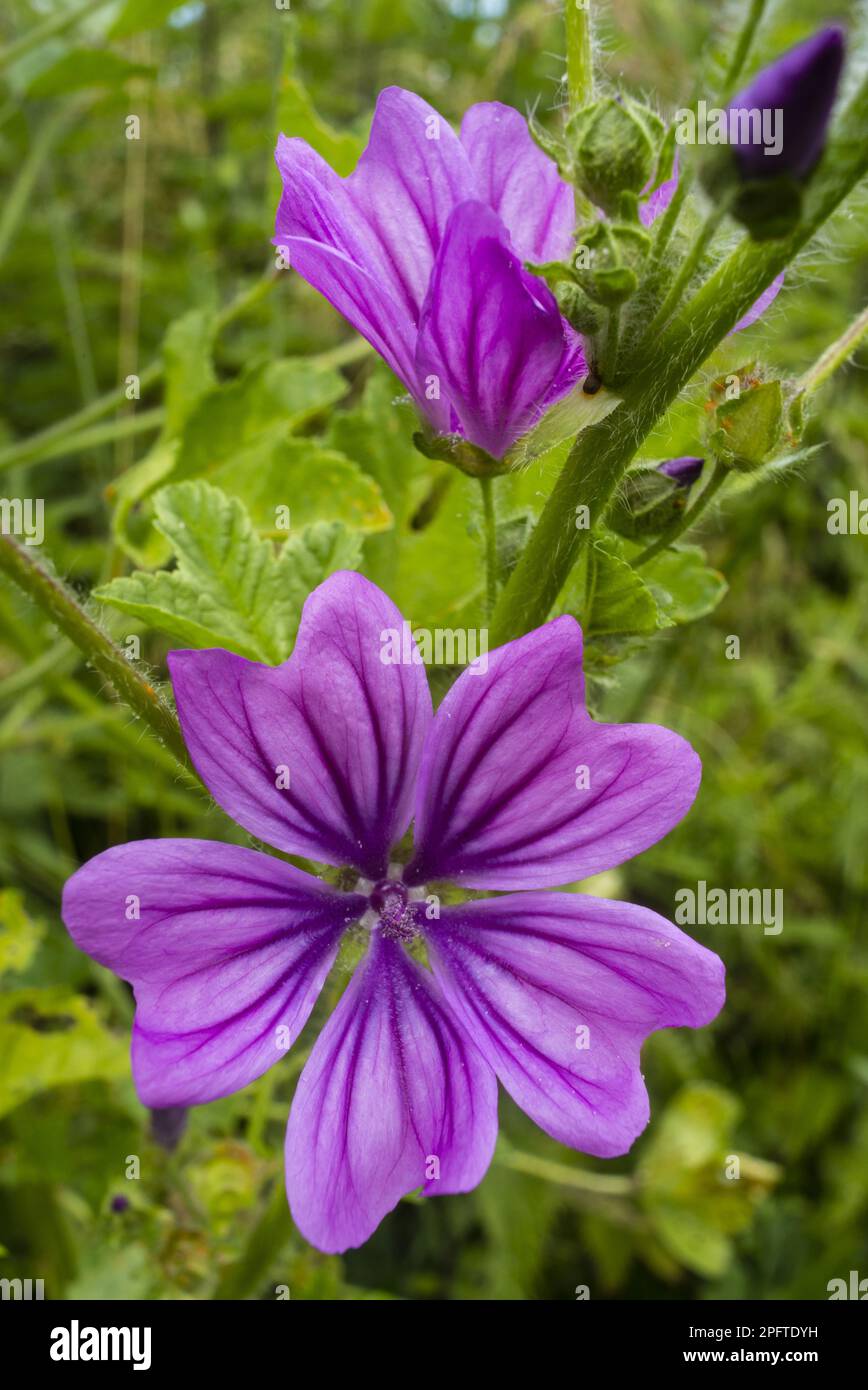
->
xmin=274 ymin=89 xmax=587 ymax=460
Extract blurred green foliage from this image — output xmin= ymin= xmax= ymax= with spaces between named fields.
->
xmin=1 ymin=0 xmax=866 ymax=1300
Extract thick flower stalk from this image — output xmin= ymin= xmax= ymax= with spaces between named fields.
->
xmin=62 ymin=573 xmax=724 ymax=1252
xmin=274 ymin=90 xmax=587 ymax=464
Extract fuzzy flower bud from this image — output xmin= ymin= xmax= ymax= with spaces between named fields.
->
xmin=568 ymin=97 xmax=663 ymax=216
xmin=608 ymin=458 xmax=704 ymax=539
xmin=725 ymin=27 xmax=845 ymax=239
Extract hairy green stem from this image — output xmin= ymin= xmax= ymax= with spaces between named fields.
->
xmin=479 ymin=476 xmax=498 ymax=616
xmin=645 ymin=198 xmax=729 ymax=340
xmin=633 ymin=460 xmax=730 ymax=567
xmin=0 ymin=534 xmax=191 ymax=774
xmin=796 ymin=301 xmax=868 ymax=396
xmin=720 ymin=0 xmax=769 ymax=103
xmin=600 ymin=303 xmax=621 ymax=381
xmin=496 ymin=1145 xmax=634 ymax=1197
xmin=489 ymin=77 xmax=868 ymax=646
xmin=565 ymin=0 xmax=593 ymax=113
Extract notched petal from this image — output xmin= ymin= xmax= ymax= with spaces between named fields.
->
xmin=285 ymin=932 xmax=497 ymax=1252
xmin=61 ymin=839 xmax=363 ymax=1107
xmin=407 ymin=615 xmax=699 ymax=890
xmin=425 ymin=893 xmax=725 ymax=1156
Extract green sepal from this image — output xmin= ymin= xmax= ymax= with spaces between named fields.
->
xmin=711 ymin=380 xmax=784 ymax=472
xmin=555 ymin=282 xmax=602 ymax=334
xmin=732 ymin=176 xmax=803 ymax=241
xmin=412 ymin=430 xmax=508 ymax=478
xmin=607 ymin=466 xmax=689 ymax=539
xmin=528 ymin=109 xmax=572 ymax=179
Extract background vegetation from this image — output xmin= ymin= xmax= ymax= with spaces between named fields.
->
xmin=0 ymin=0 xmax=866 ymax=1300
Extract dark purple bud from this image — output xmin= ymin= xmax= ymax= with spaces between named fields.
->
xmin=149 ymin=1106 xmax=189 ymax=1152
xmin=658 ymin=456 xmax=704 ymax=487
xmin=729 ymin=27 xmax=845 ymax=180
xmin=110 ymin=1194 xmax=130 ymax=1214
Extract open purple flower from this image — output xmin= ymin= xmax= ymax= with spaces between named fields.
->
xmin=274 ymin=89 xmax=586 ymax=460
xmin=62 ymin=573 xmax=724 ymax=1252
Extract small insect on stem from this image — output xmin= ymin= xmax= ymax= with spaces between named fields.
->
xmin=582 ymin=371 xmax=602 ymax=395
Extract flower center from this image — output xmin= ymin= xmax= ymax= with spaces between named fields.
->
xmin=368 ymin=878 xmax=415 ymax=942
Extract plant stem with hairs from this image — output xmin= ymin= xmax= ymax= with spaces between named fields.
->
xmin=480 ymin=476 xmax=498 ymax=616
xmin=719 ymin=0 xmax=769 ymax=102
xmin=565 ymin=0 xmax=593 ymax=113
xmin=0 ymin=533 xmax=192 ymax=776
xmin=795 ymin=302 xmax=868 ymax=397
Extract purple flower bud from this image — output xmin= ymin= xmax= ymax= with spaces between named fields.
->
xmin=110 ymin=1194 xmax=130 ymax=1214
xmin=729 ymin=27 xmax=845 ymax=180
xmin=658 ymin=456 xmax=704 ymax=487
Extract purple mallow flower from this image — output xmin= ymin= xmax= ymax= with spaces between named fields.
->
xmin=62 ymin=573 xmax=724 ymax=1252
xmin=729 ymin=26 xmax=845 ymax=181
xmin=274 ymin=90 xmax=586 ymax=459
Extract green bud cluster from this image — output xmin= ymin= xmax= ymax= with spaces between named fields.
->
xmin=526 ymin=95 xmax=670 ymax=378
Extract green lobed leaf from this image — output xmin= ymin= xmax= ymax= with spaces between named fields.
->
xmin=210 ymin=438 xmax=392 ymax=538
xmin=172 ymin=358 xmax=350 ymax=482
xmin=95 ymin=480 xmax=362 ymax=663
xmin=325 ymin=364 xmax=433 ymax=587
xmin=560 ymin=536 xmax=664 ymax=639
xmin=161 ymin=307 xmax=218 ymax=437
xmin=108 ymin=307 xmax=218 ymax=566
xmin=109 ymin=350 xmax=389 ymax=563
xmin=642 ymin=545 xmax=728 ymax=624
